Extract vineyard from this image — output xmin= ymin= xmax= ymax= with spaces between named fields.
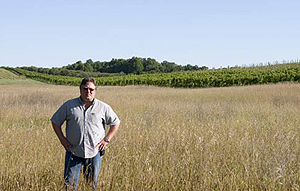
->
xmin=4 ymin=63 xmax=300 ymax=88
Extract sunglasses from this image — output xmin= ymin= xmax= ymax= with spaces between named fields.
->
xmin=83 ymin=87 xmax=96 ymax=92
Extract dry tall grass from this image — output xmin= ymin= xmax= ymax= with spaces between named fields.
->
xmin=1 ymin=82 xmax=300 ymax=190
xmin=0 ymin=68 xmax=44 ymax=85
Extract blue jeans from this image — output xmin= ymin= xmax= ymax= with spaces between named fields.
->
xmin=64 ymin=151 xmax=103 ymax=190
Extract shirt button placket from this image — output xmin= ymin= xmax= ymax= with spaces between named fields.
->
xmin=83 ymin=109 xmax=87 ymax=156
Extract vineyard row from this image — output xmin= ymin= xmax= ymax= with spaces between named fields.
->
xmin=4 ymin=63 xmax=300 ymax=88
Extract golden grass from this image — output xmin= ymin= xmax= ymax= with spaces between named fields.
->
xmin=0 ymin=68 xmax=20 ymax=79
xmin=0 ymin=68 xmax=45 ymax=85
xmin=1 ymin=83 xmax=300 ymax=190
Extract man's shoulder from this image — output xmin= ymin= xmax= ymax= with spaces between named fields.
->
xmin=63 ymin=97 xmax=81 ymax=107
xmin=94 ymin=98 xmax=111 ymax=108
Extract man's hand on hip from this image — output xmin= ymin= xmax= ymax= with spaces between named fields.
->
xmin=60 ymin=137 xmax=73 ymax=151
xmin=95 ymin=138 xmax=109 ymax=151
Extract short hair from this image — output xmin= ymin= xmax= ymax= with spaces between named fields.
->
xmin=80 ymin=77 xmax=97 ymax=88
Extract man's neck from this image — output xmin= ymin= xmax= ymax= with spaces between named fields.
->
xmin=80 ymin=96 xmax=94 ymax=109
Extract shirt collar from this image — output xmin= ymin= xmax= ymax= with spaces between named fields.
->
xmin=78 ymin=96 xmax=96 ymax=106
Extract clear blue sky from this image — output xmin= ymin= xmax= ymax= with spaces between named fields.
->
xmin=1 ymin=0 xmax=299 ymax=69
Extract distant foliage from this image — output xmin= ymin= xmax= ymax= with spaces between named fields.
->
xmin=64 ymin=57 xmax=206 ymax=74
xmin=4 ymin=62 xmax=300 ymax=88
xmin=18 ymin=66 xmax=116 ymax=78
xmin=19 ymin=57 xmax=207 ymax=77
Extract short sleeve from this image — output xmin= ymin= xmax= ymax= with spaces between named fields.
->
xmin=105 ymin=105 xmax=120 ymax=126
xmin=51 ymin=102 xmax=67 ymax=126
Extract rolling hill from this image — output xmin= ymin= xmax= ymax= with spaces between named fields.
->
xmin=0 ymin=68 xmax=44 ymax=85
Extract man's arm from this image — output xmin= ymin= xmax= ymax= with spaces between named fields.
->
xmin=96 ymin=123 xmax=120 ymax=151
xmin=52 ymin=122 xmax=73 ymax=151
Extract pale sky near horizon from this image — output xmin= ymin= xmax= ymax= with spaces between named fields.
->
xmin=1 ymin=0 xmax=299 ymax=69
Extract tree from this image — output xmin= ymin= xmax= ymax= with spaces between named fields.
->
xmin=143 ymin=58 xmax=161 ymax=73
xmin=129 ymin=57 xmax=143 ymax=74
xmin=84 ymin=59 xmax=94 ymax=72
xmin=161 ymin=61 xmax=181 ymax=73
xmin=184 ymin=64 xmax=194 ymax=71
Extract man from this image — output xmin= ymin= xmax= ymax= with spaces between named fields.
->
xmin=51 ymin=77 xmax=120 ymax=190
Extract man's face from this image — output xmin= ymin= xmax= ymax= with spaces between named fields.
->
xmin=80 ymin=82 xmax=96 ymax=103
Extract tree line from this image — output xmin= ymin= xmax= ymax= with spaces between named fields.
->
xmin=63 ymin=57 xmax=208 ymax=74
xmin=62 ymin=57 xmax=208 ymax=74
xmin=18 ymin=57 xmax=208 ymax=78
xmin=19 ymin=66 xmax=115 ymax=78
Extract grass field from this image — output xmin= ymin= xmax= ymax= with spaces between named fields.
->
xmin=0 ymin=68 xmax=44 ymax=85
xmin=1 ymin=79 xmax=300 ymax=190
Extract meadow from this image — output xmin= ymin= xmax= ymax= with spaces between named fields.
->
xmin=1 ymin=79 xmax=300 ymax=190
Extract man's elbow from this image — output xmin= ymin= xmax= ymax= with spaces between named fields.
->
xmin=51 ymin=121 xmax=61 ymax=129
xmin=111 ymin=123 xmax=120 ymax=129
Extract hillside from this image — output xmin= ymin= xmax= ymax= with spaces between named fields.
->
xmin=0 ymin=68 xmax=21 ymax=79
xmin=0 ymin=68 xmax=44 ymax=85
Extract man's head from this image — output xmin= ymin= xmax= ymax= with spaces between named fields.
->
xmin=80 ymin=77 xmax=97 ymax=103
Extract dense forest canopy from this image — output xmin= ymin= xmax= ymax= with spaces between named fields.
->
xmin=63 ymin=57 xmax=208 ymax=74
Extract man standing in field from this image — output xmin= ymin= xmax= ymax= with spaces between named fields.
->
xmin=51 ymin=77 xmax=120 ymax=190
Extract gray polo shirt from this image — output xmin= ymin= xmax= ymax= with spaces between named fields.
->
xmin=51 ymin=97 xmax=120 ymax=158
